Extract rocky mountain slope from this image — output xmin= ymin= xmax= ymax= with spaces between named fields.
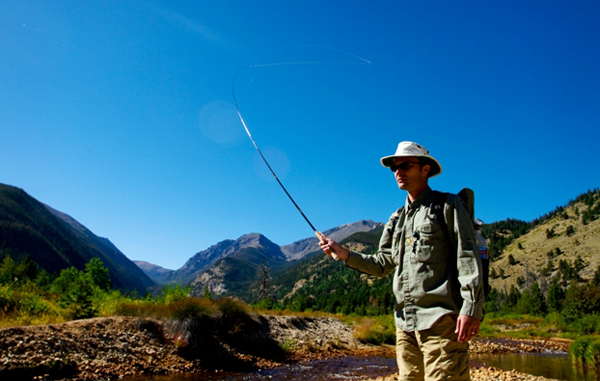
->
xmin=0 ymin=183 xmax=154 ymax=293
xmin=168 ymin=233 xmax=287 ymax=286
xmin=489 ymin=194 xmax=600 ymax=291
xmin=280 ymin=220 xmax=382 ymax=260
xmin=133 ymin=261 xmax=175 ymax=285
xmin=137 ymin=220 xmax=382 ymax=288
xmin=188 ymin=233 xmax=288 ymax=299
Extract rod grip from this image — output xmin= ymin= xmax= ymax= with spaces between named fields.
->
xmin=315 ymin=231 xmax=339 ymax=261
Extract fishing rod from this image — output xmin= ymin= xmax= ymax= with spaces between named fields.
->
xmin=231 ymin=55 xmax=371 ymax=260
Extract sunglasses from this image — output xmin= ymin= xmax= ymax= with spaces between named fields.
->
xmin=389 ymin=161 xmax=421 ymax=172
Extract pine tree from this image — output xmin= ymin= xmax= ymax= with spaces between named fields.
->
xmin=528 ymin=282 xmax=547 ymax=316
xmin=85 ymin=257 xmax=112 ymax=291
xmin=547 ymin=279 xmax=565 ymax=313
xmin=490 ymin=267 xmax=498 ymax=279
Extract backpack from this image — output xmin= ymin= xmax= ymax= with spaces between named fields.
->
xmin=431 ymin=188 xmax=489 ymax=299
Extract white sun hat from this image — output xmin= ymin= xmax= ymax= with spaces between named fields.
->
xmin=380 ymin=141 xmax=442 ymax=178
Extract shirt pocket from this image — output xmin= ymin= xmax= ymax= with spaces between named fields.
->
xmin=414 ymin=215 xmax=444 ymax=264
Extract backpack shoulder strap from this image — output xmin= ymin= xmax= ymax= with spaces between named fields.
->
xmin=391 ymin=206 xmax=404 ymax=221
xmin=431 ymin=190 xmax=450 ymax=239
xmin=457 ymin=188 xmax=475 ymax=222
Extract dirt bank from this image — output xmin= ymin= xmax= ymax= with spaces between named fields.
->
xmin=0 ymin=315 xmax=571 ymax=381
xmin=0 ymin=315 xmax=372 ymax=380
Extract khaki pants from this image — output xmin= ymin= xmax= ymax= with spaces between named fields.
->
xmin=396 ymin=315 xmax=470 ymax=381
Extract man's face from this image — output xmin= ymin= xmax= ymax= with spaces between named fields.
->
xmin=392 ymin=156 xmax=430 ymax=192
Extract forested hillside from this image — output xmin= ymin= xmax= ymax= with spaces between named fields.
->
xmin=0 ymin=183 xmax=154 ymax=293
xmin=265 ymin=226 xmax=395 ymax=314
xmin=489 ymin=188 xmax=600 ymax=294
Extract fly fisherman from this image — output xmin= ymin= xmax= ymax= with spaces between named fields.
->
xmin=319 ymin=141 xmax=484 ymax=381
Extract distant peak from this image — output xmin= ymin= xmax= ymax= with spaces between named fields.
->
xmin=235 ymin=233 xmax=276 ymax=248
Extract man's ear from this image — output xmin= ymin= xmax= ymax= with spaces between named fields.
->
xmin=422 ymin=164 xmax=431 ymax=176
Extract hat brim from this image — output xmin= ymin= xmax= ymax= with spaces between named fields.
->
xmin=380 ymin=154 xmax=442 ymax=178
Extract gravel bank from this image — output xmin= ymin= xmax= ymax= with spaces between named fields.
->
xmin=0 ymin=315 xmax=571 ymax=381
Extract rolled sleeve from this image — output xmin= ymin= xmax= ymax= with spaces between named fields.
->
xmin=345 ymin=250 xmax=395 ymax=278
xmin=447 ymin=196 xmax=485 ymax=320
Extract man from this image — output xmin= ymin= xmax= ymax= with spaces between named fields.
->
xmin=319 ymin=141 xmax=484 ymax=381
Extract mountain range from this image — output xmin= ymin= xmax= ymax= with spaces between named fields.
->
xmin=132 ymin=221 xmax=382 ymax=301
xmin=0 ymin=182 xmax=382 ymax=298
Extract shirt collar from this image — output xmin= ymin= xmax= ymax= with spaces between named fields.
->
xmin=405 ymin=186 xmax=433 ymax=211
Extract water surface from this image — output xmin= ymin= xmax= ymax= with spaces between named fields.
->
xmin=128 ymin=355 xmax=397 ymax=381
xmin=472 ymin=353 xmax=599 ymax=381
xmin=130 ymin=353 xmax=600 ymax=381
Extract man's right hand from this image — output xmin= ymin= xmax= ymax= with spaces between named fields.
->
xmin=318 ymin=234 xmax=350 ymax=262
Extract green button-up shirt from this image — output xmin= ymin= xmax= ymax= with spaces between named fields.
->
xmin=346 ymin=187 xmax=485 ymax=331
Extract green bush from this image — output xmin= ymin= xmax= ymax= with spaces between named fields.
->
xmin=18 ymin=290 xmax=52 ymax=315
xmin=0 ymin=284 xmax=16 ymax=313
xmin=156 ymin=283 xmax=192 ymax=304
xmin=93 ymin=289 xmax=130 ymax=316
xmin=569 ymin=314 xmax=600 ymax=336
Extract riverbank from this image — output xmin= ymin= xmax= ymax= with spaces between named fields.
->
xmin=0 ymin=315 xmax=571 ymax=380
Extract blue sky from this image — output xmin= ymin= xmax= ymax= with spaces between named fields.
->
xmin=1 ymin=1 xmax=599 ymax=270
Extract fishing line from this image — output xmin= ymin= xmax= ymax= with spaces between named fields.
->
xmin=231 ymin=49 xmax=371 ymax=258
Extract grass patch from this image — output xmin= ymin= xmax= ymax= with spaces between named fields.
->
xmin=115 ymin=297 xmax=218 ymax=319
xmin=479 ymin=313 xmax=561 ymax=339
xmin=279 ymin=338 xmax=298 ymax=353
xmin=348 ymin=315 xmax=395 ymax=345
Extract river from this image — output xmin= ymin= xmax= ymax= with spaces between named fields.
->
xmin=126 ymin=352 xmax=599 ymax=381
xmin=472 ymin=353 xmax=599 ymax=381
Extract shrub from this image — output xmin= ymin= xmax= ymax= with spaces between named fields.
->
xmin=156 ymin=283 xmax=192 ymax=304
xmin=171 ymin=298 xmax=215 ymax=320
xmin=166 ymin=298 xmax=219 ymax=360
xmin=216 ymin=297 xmax=250 ymax=320
xmin=0 ymin=284 xmax=16 ymax=313
xmin=93 ymin=289 xmax=130 ymax=316
xmin=569 ymin=314 xmax=600 ymax=336
xmin=18 ymin=290 xmax=52 ymax=315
